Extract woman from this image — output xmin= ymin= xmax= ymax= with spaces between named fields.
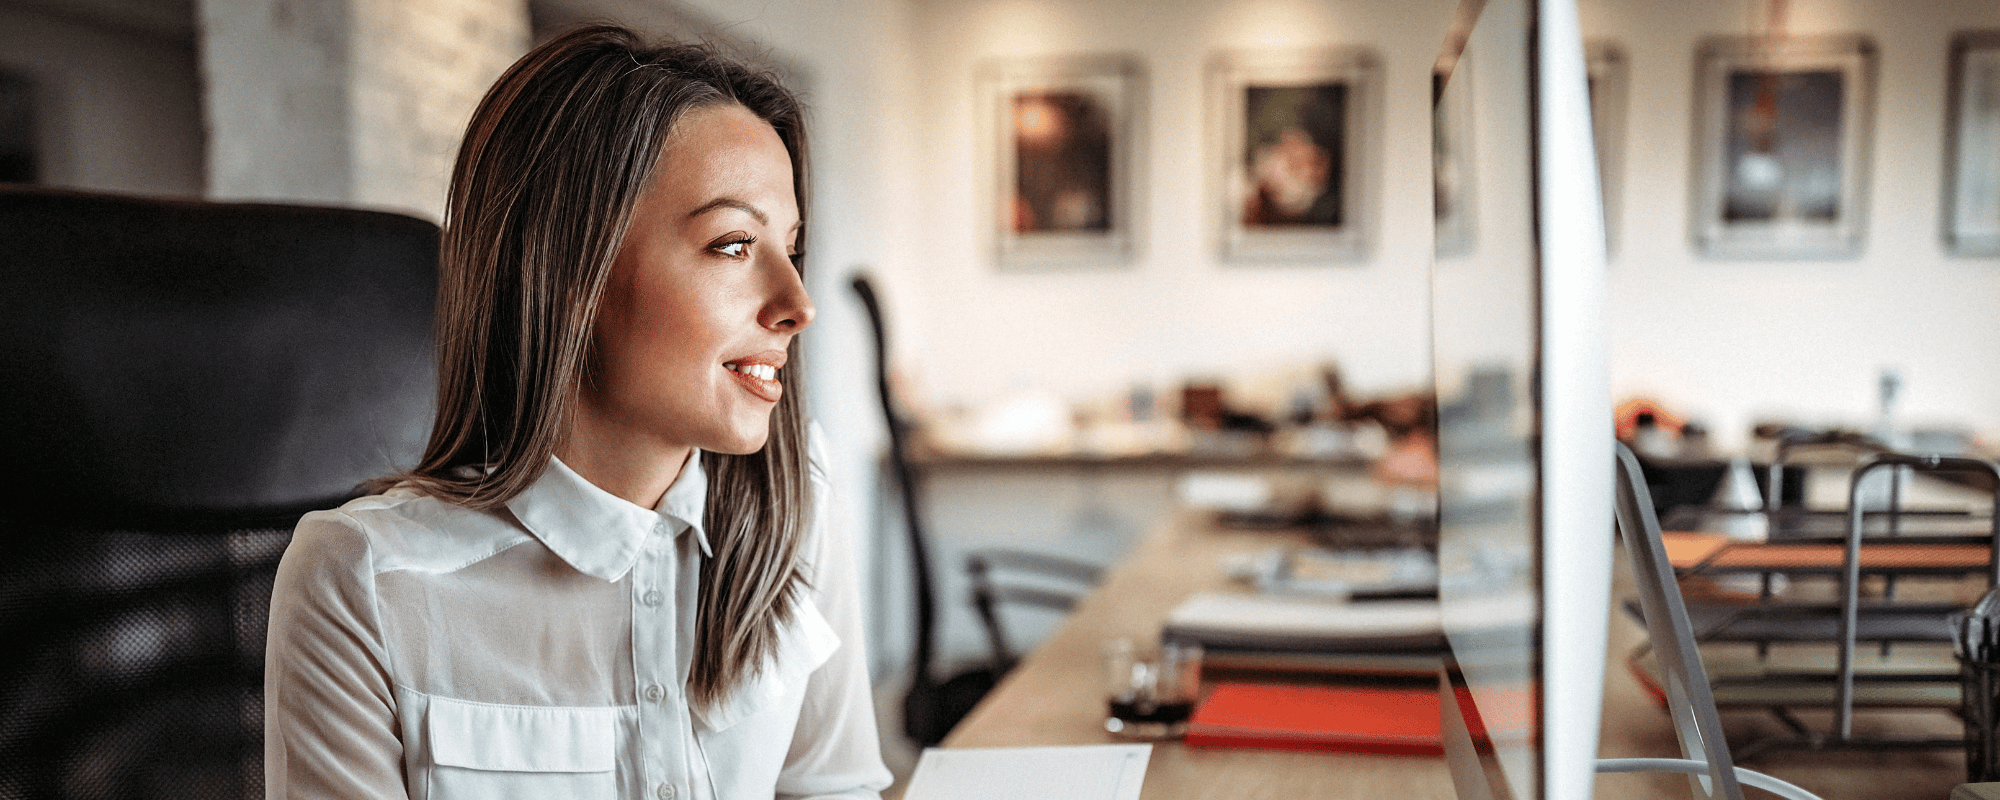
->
xmin=263 ymin=26 xmax=892 ymax=800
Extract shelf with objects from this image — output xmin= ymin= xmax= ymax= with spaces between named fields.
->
xmin=904 ymin=366 xmax=1439 ymax=554
xmin=1625 ymin=433 xmax=2000 ymax=761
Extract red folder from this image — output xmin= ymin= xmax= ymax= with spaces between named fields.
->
xmin=1185 ymin=682 xmax=1444 ymax=756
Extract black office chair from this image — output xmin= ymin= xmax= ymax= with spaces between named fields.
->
xmin=849 ymin=274 xmax=1101 ymax=746
xmin=0 ymin=186 xmax=438 ymax=800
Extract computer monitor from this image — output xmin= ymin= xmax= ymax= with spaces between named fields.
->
xmin=1430 ymin=0 xmax=1613 ymax=798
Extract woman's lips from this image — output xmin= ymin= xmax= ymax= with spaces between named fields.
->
xmin=724 ymin=360 xmax=782 ymax=402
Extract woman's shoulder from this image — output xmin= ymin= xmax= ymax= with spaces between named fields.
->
xmin=291 ymin=488 xmax=529 ymax=575
xmin=297 ymin=486 xmax=442 ymax=541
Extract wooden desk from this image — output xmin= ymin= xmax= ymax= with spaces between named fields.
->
xmin=940 ymin=510 xmax=1456 ymax=799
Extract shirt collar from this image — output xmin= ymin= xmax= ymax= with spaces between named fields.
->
xmin=657 ymin=454 xmax=712 ymax=557
xmin=505 ymin=452 xmax=712 ymax=582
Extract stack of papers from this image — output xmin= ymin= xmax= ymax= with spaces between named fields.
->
xmin=1164 ymin=592 xmax=1445 ymax=651
xmin=1162 ymin=592 xmax=1444 ymax=674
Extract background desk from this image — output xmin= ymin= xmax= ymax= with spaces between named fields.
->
xmin=938 ymin=510 xmax=1456 ymax=799
xmin=931 ymin=510 xmax=1973 ymax=800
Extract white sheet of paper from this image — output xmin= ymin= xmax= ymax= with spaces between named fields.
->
xmin=901 ymin=744 xmax=1151 ymax=800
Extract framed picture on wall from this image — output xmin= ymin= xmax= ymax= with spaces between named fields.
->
xmin=1586 ymin=42 xmax=1626 ymax=256
xmin=978 ymin=54 xmax=1144 ymax=270
xmin=1691 ymin=35 xmax=1875 ymax=259
xmin=1946 ymin=32 xmax=2000 ymax=257
xmin=1208 ymin=47 xmax=1378 ymax=262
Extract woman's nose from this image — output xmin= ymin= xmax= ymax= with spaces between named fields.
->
xmin=760 ymin=255 xmax=815 ymax=332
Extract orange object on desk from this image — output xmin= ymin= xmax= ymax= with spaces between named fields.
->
xmin=1660 ymin=532 xmax=1731 ymax=566
xmin=1660 ymin=531 xmax=1989 ymax=571
xmin=1185 ymin=682 xmax=1444 ymax=756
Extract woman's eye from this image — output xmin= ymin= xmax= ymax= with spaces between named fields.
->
xmin=715 ymin=237 xmax=754 ymax=258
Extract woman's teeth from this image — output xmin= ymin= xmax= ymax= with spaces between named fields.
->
xmin=727 ymin=363 xmax=777 ymax=381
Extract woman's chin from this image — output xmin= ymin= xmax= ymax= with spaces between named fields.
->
xmin=706 ymin=429 xmax=771 ymax=455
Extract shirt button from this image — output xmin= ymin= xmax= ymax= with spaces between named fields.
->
xmin=641 ymin=590 xmax=664 ymax=607
xmin=644 ymin=684 xmax=665 ymax=703
xmin=656 ymin=783 xmax=677 ymax=800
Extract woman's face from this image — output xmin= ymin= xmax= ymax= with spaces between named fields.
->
xmin=581 ymin=102 xmax=813 ymax=460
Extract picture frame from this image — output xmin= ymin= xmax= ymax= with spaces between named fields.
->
xmin=1586 ymin=42 xmax=1626 ymax=256
xmin=1208 ymin=47 xmax=1378 ymax=263
xmin=1691 ymin=35 xmax=1875 ymax=259
xmin=977 ymin=54 xmax=1144 ymax=270
xmin=1946 ymin=32 xmax=2000 ymax=257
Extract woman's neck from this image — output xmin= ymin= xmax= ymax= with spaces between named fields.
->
xmin=554 ymin=431 xmax=693 ymax=509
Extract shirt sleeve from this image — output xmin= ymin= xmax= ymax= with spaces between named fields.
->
xmin=775 ymin=426 xmax=895 ymax=800
xmin=264 ymin=511 xmax=409 ymax=799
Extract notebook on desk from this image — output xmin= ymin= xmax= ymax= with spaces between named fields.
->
xmin=1186 ymin=682 xmax=1446 ymax=756
xmin=1164 ymin=593 xmax=1444 ymax=649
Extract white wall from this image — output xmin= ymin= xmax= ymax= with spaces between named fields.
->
xmin=198 ymin=0 xmax=351 ymax=208
xmin=1581 ymin=0 xmax=2000 ymax=449
xmin=0 ymin=2 xmax=205 ymax=197
xmin=200 ymin=0 xmax=527 ymax=219
xmin=349 ymin=0 xmax=529 ymax=219
xmin=893 ymin=0 xmax=1456 ymax=413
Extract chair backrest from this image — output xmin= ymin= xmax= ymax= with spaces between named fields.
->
xmin=1834 ymin=453 xmax=2000 ymax=740
xmin=1612 ymin=443 xmax=1747 ymax=800
xmin=849 ymin=273 xmax=968 ymax=745
xmin=966 ymin=548 xmax=1101 ymax=669
xmin=0 ymin=186 xmax=437 ymax=800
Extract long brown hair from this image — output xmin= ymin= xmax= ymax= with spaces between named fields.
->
xmin=386 ymin=25 xmax=814 ymax=708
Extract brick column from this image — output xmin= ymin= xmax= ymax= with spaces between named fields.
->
xmin=198 ymin=0 xmax=526 ymax=221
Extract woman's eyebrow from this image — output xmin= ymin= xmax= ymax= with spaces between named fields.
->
xmin=686 ymin=197 xmax=767 ymax=225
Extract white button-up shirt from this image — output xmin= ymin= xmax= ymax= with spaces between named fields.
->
xmin=264 ymin=434 xmax=891 ymax=800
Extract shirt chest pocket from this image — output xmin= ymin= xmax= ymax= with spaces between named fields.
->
xmin=424 ymin=696 xmax=616 ymax=800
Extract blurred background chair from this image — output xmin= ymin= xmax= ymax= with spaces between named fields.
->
xmin=1603 ymin=443 xmax=1825 ymax=800
xmin=1624 ymin=442 xmax=2000 ymax=766
xmin=0 ymin=186 xmax=437 ymax=800
xmin=966 ymin=548 xmax=1101 ymax=672
xmin=850 ymin=274 xmax=1101 ymax=747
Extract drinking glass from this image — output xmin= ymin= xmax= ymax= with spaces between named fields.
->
xmin=1101 ymin=638 xmax=1202 ymax=739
